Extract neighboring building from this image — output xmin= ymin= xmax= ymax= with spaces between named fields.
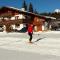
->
xmin=0 ymin=6 xmax=56 ymax=32
xmin=0 ymin=6 xmax=26 ymax=32
xmin=50 ymin=18 xmax=60 ymax=30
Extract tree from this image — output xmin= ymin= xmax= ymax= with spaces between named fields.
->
xmin=29 ymin=2 xmax=34 ymax=13
xmin=34 ymin=9 xmax=39 ymax=14
xmin=22 ymin=0 xmax=27 ymax=11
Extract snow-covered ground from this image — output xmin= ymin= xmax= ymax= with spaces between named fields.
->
xmin=0 ymin=31 xmax=60 ymax=60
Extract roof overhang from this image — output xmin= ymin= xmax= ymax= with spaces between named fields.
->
xmin=0 ymin=6 xmax=56 ymax=20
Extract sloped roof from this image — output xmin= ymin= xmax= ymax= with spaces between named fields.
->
xmin=0 ymin=6 xmax=56 ymax=19
xmin=42 ymin=15 xmax=56 ymax=20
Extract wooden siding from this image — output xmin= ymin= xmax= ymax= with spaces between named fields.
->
xmin=33 ymin=17 xmax=45 ymax=31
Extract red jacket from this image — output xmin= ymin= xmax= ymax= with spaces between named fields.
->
xmin=28 ymin=25 xmax=33 ymax=33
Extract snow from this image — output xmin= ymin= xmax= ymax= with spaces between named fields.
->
xmin=54 ymin=9 xmax=60 ymax=13
xmin=0 ymin=31 xmax=60 ymax=57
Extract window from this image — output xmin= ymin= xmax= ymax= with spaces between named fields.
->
xmin=15 ymin=24 xmax=20 ymax=27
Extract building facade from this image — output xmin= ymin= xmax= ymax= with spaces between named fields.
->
xmin=0 ymin=6 xmax=56 ymax=32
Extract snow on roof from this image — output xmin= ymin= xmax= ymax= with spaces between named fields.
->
xmin=1 ymin=6 xmax=56 ymax=20
xmin=5 ymin=6 xmax=21 ymax=11
xmin=41 ymin=15 xmax=56 ymax=20
xmin=3 ymin=6 xmax=28 ymax=14
xmin=26 ymin=12 xmax=56 ymax=19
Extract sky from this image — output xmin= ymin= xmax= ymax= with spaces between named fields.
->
xmin=0 ymin=0 xmax=60 ymax=13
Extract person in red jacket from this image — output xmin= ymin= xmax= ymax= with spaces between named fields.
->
xmin=27 ymin=24 xmax=33 ymax=43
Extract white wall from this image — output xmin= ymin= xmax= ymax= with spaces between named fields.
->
xmin=11 ymin=17 xmax=15 ymax=20
xmin=11 ymin=24 xmax=24 ymax=30
xmin=44 ymin=22 xmax=48 ymax=30
xmin=11 ymin=25 xmax=15 ymax=29
xmin=3 ymin=25 xmax=6 ymax=32
xmin=15 ymin=14 xmax=25 ymax=19
xmin=15 ymin=24 xmax=24 ymax=30
xmin=42 ymin=25 xmax=44 ymax=31
xmin=11 ymin=14 xmax=25 ymax=20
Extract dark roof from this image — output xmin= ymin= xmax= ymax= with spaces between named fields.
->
xmin=0 ymin=6 xmax=56 ymax=19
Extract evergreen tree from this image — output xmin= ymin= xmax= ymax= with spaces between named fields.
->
xmin=22 ymin=0 xmax=27 ymax=11
xmin=29 ymin=2 xmax=33 ymax=13
xmin=34 ymin=9 xmax=39 ymax=14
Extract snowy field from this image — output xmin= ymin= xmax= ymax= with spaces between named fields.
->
xmin=0 ymin=31 xmax=60 ymax=60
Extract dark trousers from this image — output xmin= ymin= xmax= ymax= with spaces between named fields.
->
xmin=28 ymin=32 xmax=32 ymax=42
